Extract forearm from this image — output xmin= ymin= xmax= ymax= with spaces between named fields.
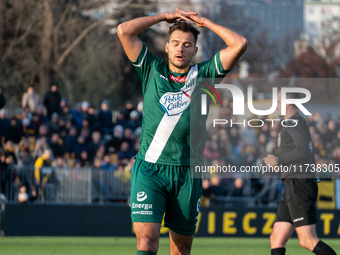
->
xmin=118 ymin=13 xmax=166 ymax=37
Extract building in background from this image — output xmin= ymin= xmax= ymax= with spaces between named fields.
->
xmin=304 ymin=0 xmax=340 ymax=47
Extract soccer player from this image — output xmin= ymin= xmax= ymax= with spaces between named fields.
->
xmin=118 ymin=9 xmax=247 ymax=255
xmin=263 ymin=92 xmax=337 ymax=255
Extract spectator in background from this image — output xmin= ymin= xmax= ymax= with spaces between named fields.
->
xmin=52 ymin=156 xmax=67 ymax=169
xmin=74 ymin=136 xmax=88 ymax=158
xmin=98 ymin=100 xmax=113 ymax=136
xmin=4 ymin=140 xmax=17 ymax=164
xmin=106 ymin=125 xmax=123 ymax=153
xmin=48 ymin=133 xmax=66 ymax=158
xmin=60 ymin=97 xmax=68 ymax=110
xmin=22 ymin=117 xmax=36 ymax=137
xmin=31 ymin=113 xmax=43 ymax=134
xmin=78 ymin=150 xmax=90 ymax=167
xmin=102 ymin=154 xmax=117 ymax=171
xmin=60 ymin=104 xmax=74 ymax=124
xmin=33 ymin=136 xmax=50 ymax=160
xmin=15 ymin=139 xmax=34 ymax=167
xmin=127 ymin=110 xmax=141 ymax=131
xmin=118 ymin=141 xmax=133 ymax=165
xmin=37 ymin=124 xmax=49 ymax=139
xmin=43 ymin=83 xmax=61 ymax=119
xmin=47 ymin=113 xmax=60 ymax=136
xmin=22 ymin=85 xmax=43 ymax=113
xmin=0 ymin=109 xmax=10 ymax=138
xmin=81 ymin=101 xmax=90 ymax=120
xmin=36 ymin=105 xmax=48 ymax=124
xmin=209 ymin=178 xmax=226 ymax=207
xmin=64 ymin=126 xmax=78 ymax=154
xmin=34 ymin=149 xmax=53 ymax=199
xmin=87 ymin=131 xmax=102 ymax=161
xmin=87 ymin=105 xmax=100 ymax=132
xmin=114 ymin=110 xmax=128 ymax=128
xmin=71 ymin=103 xmax=83 ymax=128
xmin=5 ymin=117 xmax=23 ymax=144
xmin=0 ymin=86 xmax=6 ymax=109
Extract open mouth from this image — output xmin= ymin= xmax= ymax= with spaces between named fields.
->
xmin=176 ymin=55 xmax=185 ymax=61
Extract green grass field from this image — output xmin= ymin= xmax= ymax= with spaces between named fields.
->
xmin=0 ymin=237 xmax=339 ymax=255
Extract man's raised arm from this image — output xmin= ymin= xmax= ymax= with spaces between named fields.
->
xmin=180 ymin=9 xmax=247 ymax=71
xmin=117 ymin=10 xmax=197 ymax=62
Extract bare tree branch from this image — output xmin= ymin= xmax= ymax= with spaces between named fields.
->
xmin=52 ymin=64 xmax=75 ymax=104
xmin=56 ymin=16 xmax=108 ymax=66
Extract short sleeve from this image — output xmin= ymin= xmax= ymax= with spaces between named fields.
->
xmin=130 ymin=43 xmax=163 ymax=93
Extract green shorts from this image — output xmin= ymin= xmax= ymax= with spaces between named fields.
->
xmin=130 ymin=158 xmax=202 ymax=236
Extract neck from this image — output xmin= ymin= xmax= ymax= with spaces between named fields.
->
xmin=169 ymin=63 xmax=190 ymax=74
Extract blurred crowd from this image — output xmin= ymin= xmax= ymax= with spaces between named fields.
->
xmin=0 ymin=84 xmax=142 ymax=203
xmin=201 ymin=97 xmax=340 ymax=207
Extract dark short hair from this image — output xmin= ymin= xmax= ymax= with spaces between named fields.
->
xmin=168 ymin=21 xmax=200 ymax=44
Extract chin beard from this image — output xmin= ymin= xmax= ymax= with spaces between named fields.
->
xmin=169 ymin=57 xmax=191 ymax=70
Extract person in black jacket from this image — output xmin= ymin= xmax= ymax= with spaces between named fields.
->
xmin=0 ymin=86 xmax=6 ymax=109
xmin=43 ymin=83 xmax=61 ymax=119
xmin=263 ymin=91 xmax=337 ymax=255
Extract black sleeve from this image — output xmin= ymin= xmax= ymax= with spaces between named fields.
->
xmin=279 ymin=122 xmax=310 ymax=164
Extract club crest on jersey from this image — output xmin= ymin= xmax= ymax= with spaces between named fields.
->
xmin=158 ymin=87 xmax=194 ymax=116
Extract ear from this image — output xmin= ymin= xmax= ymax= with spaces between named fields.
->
xmin=193 ymin=46 xmax=198 ymax=56
xmin=165 ymin=42 xmax=169 ymax=53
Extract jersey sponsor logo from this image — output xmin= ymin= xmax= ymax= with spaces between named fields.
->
xmin=132 ymin=203 xmax=153 ymax=210
xmin=170 ymin=74 xmax=186 ymax=83
xmin=159 ymin=74 xmax=169 ymax=81
xmin=293 ymin=217 xmax=304 ymax=223
xmin=141 ymin=211 xmax=153 ymax=215
xmin=158 ymin=87 xmax=194 ymax=116
xmin=137 ymin=191 xmax=147 ymax=202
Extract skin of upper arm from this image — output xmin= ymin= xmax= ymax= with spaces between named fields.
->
xmin=117 ymin=24 xmax=144 ymax=62
xmin=219 ymin=39 xmax=247 ymax=71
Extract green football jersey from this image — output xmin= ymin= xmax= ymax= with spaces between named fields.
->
xmin=131 ymin=43 xmax=229 ymax=166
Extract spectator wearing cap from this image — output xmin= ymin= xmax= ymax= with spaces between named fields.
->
xmin=0 ymin=86 xmax=6 ymax=109
xmin=22 ymin=85 xmax=43 ymax=113
xmin=98 ymin=100 xmax=113 ymax=135
xmin=43 ymin=83 xmax=61 ymax=119
xmin=60 ymin=97 xmax=68 ymax=109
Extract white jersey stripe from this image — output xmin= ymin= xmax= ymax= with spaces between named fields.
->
xmin=133 ymin=47 xmax=148 ymax=67
xmin=144 ymin=65 xmax=198 ymax=163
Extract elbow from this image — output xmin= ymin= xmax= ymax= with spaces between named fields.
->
xmin=239 ymin=37 xmax=248 ymax=54
xmin=117 ymin=23 xmax=125 ymax=38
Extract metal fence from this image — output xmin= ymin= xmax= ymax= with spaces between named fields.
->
xmin=0 ymin=164 xmax=284 ymax=207
xmin=0 ymin=165 xmax=130 ymax=205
